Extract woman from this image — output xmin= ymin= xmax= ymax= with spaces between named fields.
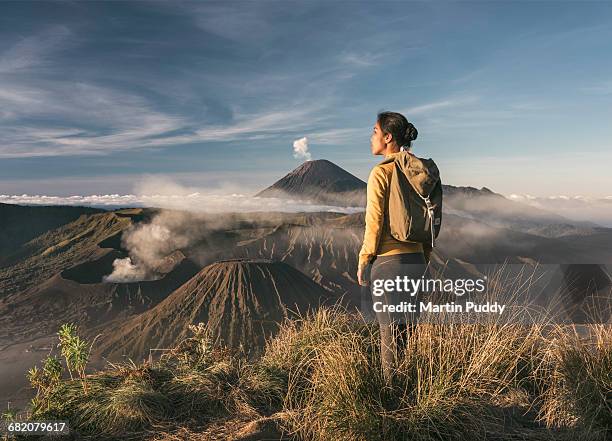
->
xmin=357 ymin=111 xmax=432 ymax=383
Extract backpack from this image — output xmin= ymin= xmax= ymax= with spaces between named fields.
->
xmin=379 ymin=151 xmax=443 ymax=248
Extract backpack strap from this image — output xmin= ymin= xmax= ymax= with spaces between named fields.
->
xmin=417 ymin=193 xmax=436 ymax=248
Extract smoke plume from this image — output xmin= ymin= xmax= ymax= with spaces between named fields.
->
xmin=293 ymin=136 xmax=311 ymax=160
xmin=102 ymin=209 xmax=209 ymax=282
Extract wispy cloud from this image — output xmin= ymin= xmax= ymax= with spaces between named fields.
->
xmin=0 ymin=14 xmax=346 ymax=158
xmin=337 ymin=50 xmax=387 ymax=68
xmin=185 ymin=2 xmax=273 ymax=44
xmin=308 ymin=127 xmax=367 ymax=145
xmin=400 ymin=94 xmax=558 ymax=132
xmin=0 ymin=80 xmax=186 ymax=157
xmin=581 ymin=79 xmax=612 ymax=95
xmin=0 ymin=25 xmax=72 ymax=73
xmin=0 ymin=4 xmax=429 ymax=159
xmin=402 ymin=96 xmax=480 ymax=116
xmin=0 ymin=74 xmax=334 ymax=158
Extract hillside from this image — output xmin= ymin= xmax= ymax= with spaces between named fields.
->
xmin=0 ymin=203 xmax=105 ymax=267
xmin=0 ymin=209 xmax=151 ymax=299
xmin=2 ymin=159 xmax=612 ymax=414
xmin=0 ymin=250 xmax=200 ymax=346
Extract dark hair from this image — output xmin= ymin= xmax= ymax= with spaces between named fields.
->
xmin=376 ymin=111 xmax=418 ymax=148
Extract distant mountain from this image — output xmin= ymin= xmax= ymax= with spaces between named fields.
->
xmin=441 ymin=185 xmax=600 ymax=237
xmin=255 ymin=159 xmax=367 ymax=207
xmin=0 ymin=203 xmax=105 ymax=267
xmin=94 ymin=258 xmax=331 ymax=360
xmin=254 ymin=159 xmax=516 ymax=209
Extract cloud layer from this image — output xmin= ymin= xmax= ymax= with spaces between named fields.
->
xmin=0 ymin=175 xmax=364 ymax=214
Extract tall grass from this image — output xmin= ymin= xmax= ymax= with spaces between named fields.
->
xmin=265 ymin=307 xmax=549 ymax=441
xmin=19 ymin=275 xmax=611 ymax=440
xmin=538 ymin=324 xmax=612 ymax=439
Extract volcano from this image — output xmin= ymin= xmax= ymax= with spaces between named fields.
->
xmin=94 ymin=258 xmax=331 ymax=361
xmin=255 ymin=159 xmax=367 ymax=207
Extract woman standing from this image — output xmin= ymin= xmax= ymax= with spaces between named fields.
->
xmin=357 ymin=111 xmax=432 ymax=383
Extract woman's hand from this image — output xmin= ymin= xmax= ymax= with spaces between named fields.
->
xmin=357 ymin=263 xmax=369 ymax=286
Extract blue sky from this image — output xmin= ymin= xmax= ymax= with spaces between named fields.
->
xmin=1 ymin=1 xmax=611 ymax=197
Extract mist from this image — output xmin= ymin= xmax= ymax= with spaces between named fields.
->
xmin=507 ymin=194 xmax=612 ymax=227
xmin=100 ymin=176 xmax=363 ymax=282
xmin=92 ymin=176 xmax=612 ymax=283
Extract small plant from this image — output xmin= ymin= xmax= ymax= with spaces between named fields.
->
xmin=161 ymin=321 xmax=219 ymax=369
xmin=43 ymin=354 xmax=63 ymax=384
xmin=27 ymin=355 xmax=63 ymax=412
xmin=57 ymin=323 xmax=92 ymax=392
xmin=1 ymin=402 xmax=20 ymax=441
xmin=187 ymin=321 xmax=215 ymax=359
xmin=1 ymin=403 xmax=19 ymax=422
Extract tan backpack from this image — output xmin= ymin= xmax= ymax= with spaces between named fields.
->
xmin=379 ymin=151 xmax=442 ymax=248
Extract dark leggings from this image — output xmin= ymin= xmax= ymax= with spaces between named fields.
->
xmin=370 ymin=252 xmax=428 ymax=382
xmin=379 ymin=322 xmax=416 ymax=382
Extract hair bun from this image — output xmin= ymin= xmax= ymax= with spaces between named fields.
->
xmin=405 ymin=123 xmax=418 ymax=142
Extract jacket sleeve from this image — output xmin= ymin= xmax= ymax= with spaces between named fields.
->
xmin=358 ymin=166 xmax=387 ymax=268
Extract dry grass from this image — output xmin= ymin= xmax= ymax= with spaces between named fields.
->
xmin=538 ymin=324 xmax=612 ymax=439
xmin=266 ymin=307 xmax=551 ymax=441
xmin=19 ymin=303 xmax=612 ymax=440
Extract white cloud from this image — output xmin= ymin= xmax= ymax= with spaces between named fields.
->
xmin=0 ymin=76 xmax=333 ymax=158
xmin=337 ymin=50 xmax=385 ymax=68
xmin=307 ymin=127 xmax=366 ymax=145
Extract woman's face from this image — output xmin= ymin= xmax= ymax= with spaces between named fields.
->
xmin=370 ymin=121 xmax=389 ymax=155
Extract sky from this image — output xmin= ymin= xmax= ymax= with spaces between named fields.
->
xmin=1 ymin=0 xmax=612 ymax=199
